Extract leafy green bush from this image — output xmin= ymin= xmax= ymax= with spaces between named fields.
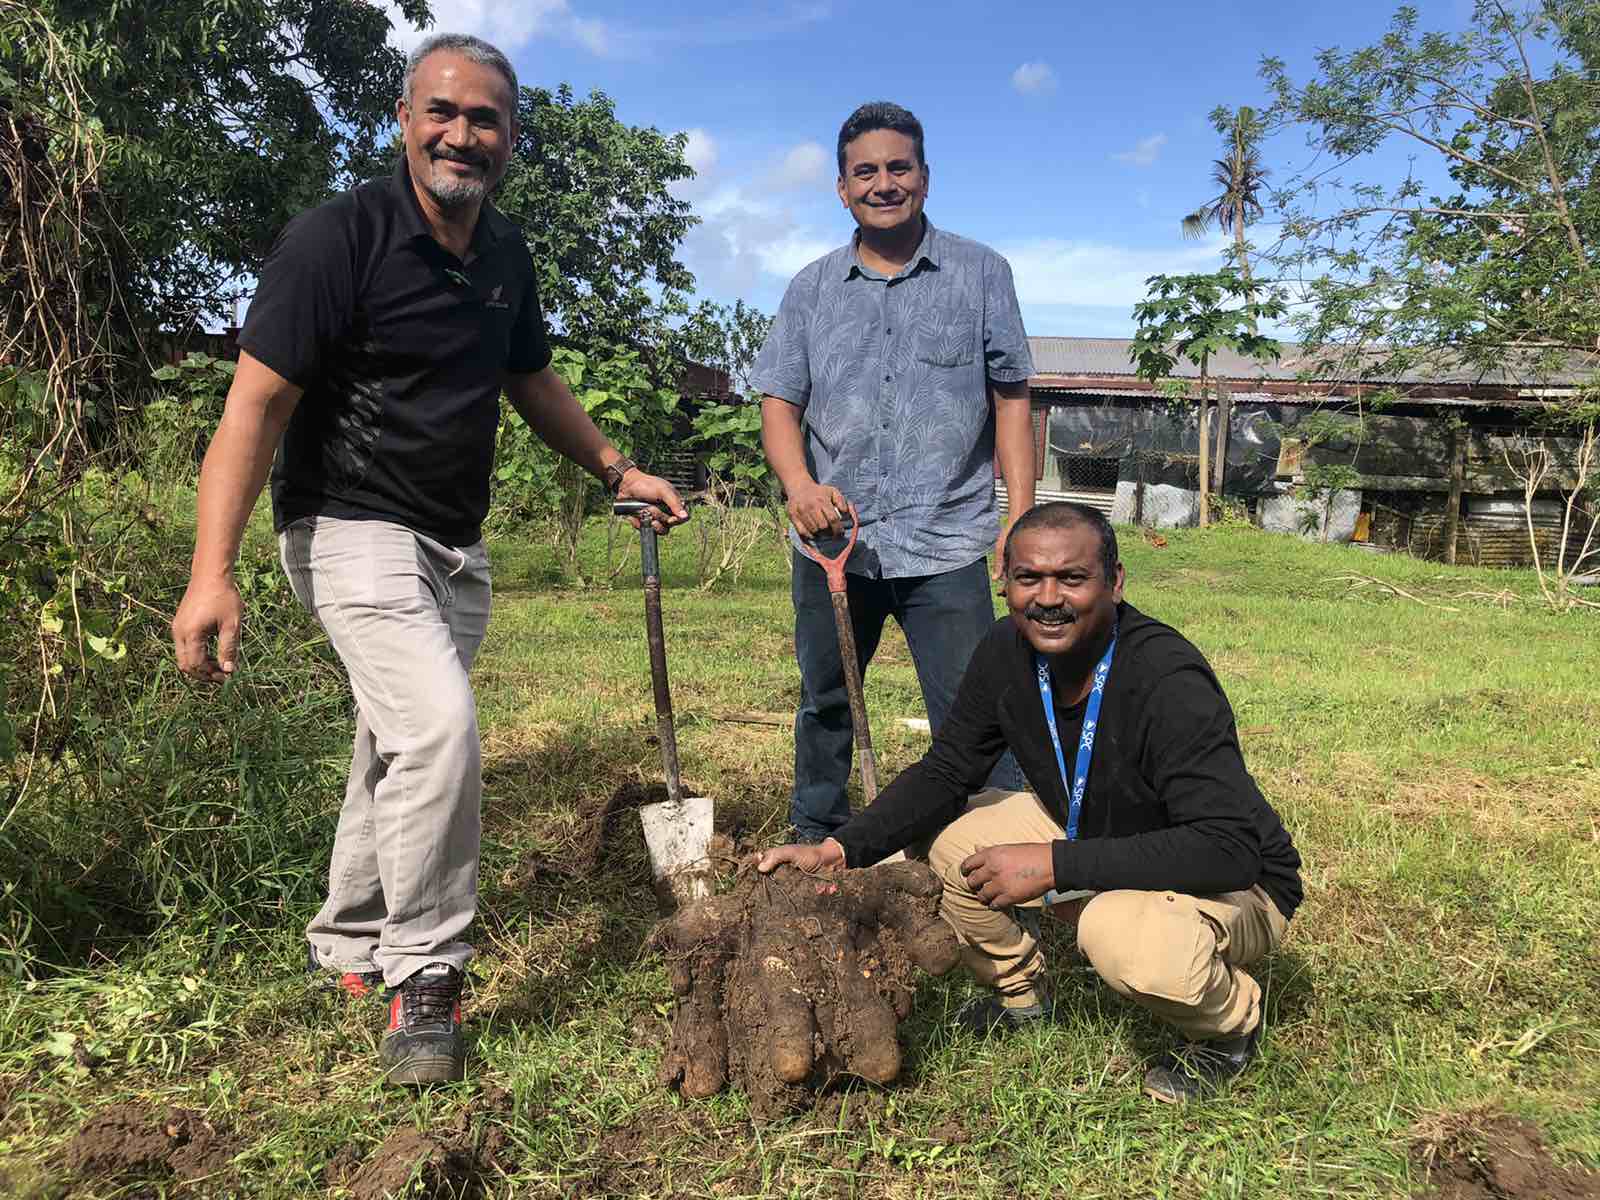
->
xmin=141 ymin=353 xmax=235 ymax=485
xmin=688 ymin=400 xmax=768 ymax=496
xmin=490 ymin=343 xmax=681 ymax=577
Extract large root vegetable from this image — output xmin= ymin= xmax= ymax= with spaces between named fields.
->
xmin=649 ymin=860 xmax=961 ymax=1120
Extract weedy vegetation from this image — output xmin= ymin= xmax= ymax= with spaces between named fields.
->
xmin=1 ymin=511 xmax=1596 ymax=1199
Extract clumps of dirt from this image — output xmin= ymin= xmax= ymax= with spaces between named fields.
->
xmin=344 ymin=1128 xmax=485 ymax=1200
xmin=578 ymin=1106 xmax=752 ymax=1198
xmin=1415 ymin=1111 xmax=1600 ymax=1200
xmin=329 ymin=1088 xmax=514 ymax=1200
xmin=62 ymin=1104 xmax=239 ymax=1191
xmin=649 ymin=859 xmax=961 ymax=1120
xmin=812 ymin=1088 xmax=888 ymax=1132
xmin=512 ymin=779 xmax=710 ymax=892
xmin=927 ymin=1116 xmax=973 ymax=1146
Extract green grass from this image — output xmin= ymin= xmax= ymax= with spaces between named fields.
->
xmin=2 ymin=516 xmax=1597 ymax=1198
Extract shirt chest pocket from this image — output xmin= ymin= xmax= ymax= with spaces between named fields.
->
xmin=914 ymin=309 xmax=977 ymax=368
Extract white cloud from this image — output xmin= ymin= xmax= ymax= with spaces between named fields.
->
xmin=1113 ymin=133 xmax=1168 ymax=167
xmin=682 ymin=128 xmax=719 ymax=176
xmin=382 ymin=0 xmax=612 ymax=56
xmin=1011 ymin=61 xmax=1057 ymax=95
xmin=680 ymin=185 xmax=835 ymax=296
xmin=1001 ymin=235 xmax=1228 ymax=311
xmin=383 ymin=1 xmax=831 ymax=59
xmin=569 ymin=15 xmax=612 ymax=55
xmin=765 ymin=141 xmax=830 ymax=190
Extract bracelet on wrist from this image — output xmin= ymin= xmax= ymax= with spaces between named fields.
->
xmin=601 ymin=456 xmax=637 ymax=496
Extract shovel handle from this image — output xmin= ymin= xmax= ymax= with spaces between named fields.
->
xmin=797 ymin=503 xmax=860 ymax=593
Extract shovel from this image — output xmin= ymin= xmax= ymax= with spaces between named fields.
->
xmin=797 ymin=503 xmax=878 ymax=805
xmin=614 ymin=500 xmax=713 ymax=912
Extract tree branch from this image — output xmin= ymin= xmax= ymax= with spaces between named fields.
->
xmin=1494 ymin=0 xmax=1586 ymax=259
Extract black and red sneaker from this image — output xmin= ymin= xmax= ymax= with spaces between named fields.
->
xmin=380 ymin=962 xmax=465 ymax=1085
xmin=305 ymin=944 xmax=385 ymax=1000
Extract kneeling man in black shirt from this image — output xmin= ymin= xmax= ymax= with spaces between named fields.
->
xmin=760 ymin=501 xmax=1303 ymax=1103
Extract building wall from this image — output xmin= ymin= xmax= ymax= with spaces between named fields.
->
xmin=1030 ymin=390 xmax=1593 ymax=565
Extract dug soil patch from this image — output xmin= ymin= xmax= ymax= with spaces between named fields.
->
xmin=1416 ymin=1112 xmax=1600 ymax=1200
xmin=342 ymin=1128 xmax=485 ymax=1200
xmin=651 ymin=859 xmax=960 ymax=1120
xmin=332 ymin=1088 xmax=513 ymax=1200
xmin=508 ymin=777 xmax=697 ymax=891
xmin=63 ymin=1104 xmax=238 ymax=1191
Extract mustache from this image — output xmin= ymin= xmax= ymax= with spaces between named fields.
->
xmin=1024 ymin=604 xmax=1073 ymax=623
xmin=431 ymin=147 xmax=488 ymax=170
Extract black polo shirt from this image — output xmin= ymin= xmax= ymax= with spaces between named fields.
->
xmin=240 ymin=159 xmax=552 ymax=546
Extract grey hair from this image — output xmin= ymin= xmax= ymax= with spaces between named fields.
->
xmin=402 ymin=33 xmax=519 ymax=110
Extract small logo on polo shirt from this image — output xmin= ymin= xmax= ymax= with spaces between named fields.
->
xmin=485 ymin=284 xmax=510 ymax=310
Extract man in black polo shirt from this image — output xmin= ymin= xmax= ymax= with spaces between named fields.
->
xmin=760 ymin=502 xmax=1302 ymax=1103
xmin=171 ymin=32 xmax=685 ymax=1085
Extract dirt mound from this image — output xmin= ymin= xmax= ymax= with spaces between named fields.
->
xmin=63 ymin=1104 xmax=238 ymax=1190
xmin=334 ymin=1088 xmax=513 ymax=1200
xmin=650 ymin=859 xmax=961 ymax=1121
xmin=344 ymin=1128 xmax=485 ymax=1200
xmin=1416 ymin=1112 xmax=1600 ymax=1200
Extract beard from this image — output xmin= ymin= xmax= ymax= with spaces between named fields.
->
xmin=420 ymin=151 xmax=495 ymax=210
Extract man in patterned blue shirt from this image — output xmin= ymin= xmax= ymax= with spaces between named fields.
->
xmin=751 ymin=101 xmax=1037 ymax=842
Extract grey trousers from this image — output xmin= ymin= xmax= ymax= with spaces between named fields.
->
xmin=280 ymin=515 xmax=490 ymax=986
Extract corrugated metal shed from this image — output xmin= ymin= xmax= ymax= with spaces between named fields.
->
xmin=996 ymin=482 xmax=1114 ymax=518
xmin=1035 ymin=385 xmax=1532 ymax=410
xmin=1026 ymin=337 xmax=1596 ymax=388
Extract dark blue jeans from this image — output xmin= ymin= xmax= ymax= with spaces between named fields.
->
xmin=790 ymin=550 xmax=1026 ymax=840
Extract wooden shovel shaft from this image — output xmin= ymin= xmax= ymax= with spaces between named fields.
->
xmin=829 ymin=590 xmax=878 ymax=803
xmin=639 ymin=526 xmax=683 ymax=804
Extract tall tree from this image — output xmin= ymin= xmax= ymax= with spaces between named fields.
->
xmin=1263 ymin=0 xmax=1600 ymax=603
xmin=678 ymin=300 xmax=775 ymax=398
xmin=1262 ymin=0 xmax=1600 ymax=382
xmin=1131 ymin=269 xmax=1284 ymax=527
xmin=1181 ymin=105 xmax=1271 ymax=296
xmin=1 ymin=0 xmax=427 ymax=498
xmin=494 ymin=85 xmax=700 ymax=375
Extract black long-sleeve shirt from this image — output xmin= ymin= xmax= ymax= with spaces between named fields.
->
xmin=832 ymin=602 xmax=1304 ymax=919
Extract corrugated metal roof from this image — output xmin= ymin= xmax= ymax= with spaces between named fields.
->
xmin=1034 ymin=385 xmax=1541 ymax=410
xmin=1026 ymin=336 xmax=1597 ymax=388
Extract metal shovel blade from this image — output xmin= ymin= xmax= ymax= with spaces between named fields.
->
xmin=638 ymin=794 xmax=713 ymax=911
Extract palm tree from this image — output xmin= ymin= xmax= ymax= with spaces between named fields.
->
xmin=1182 ymin=105 xmax=1269 ymax=507
xmin=1182 ymin=106 xmax=1269 ymax=293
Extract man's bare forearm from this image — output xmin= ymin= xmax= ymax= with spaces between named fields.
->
xmin=507 ymin=365 xmax=622 ymax=480
xmin=994 ymin=380 xmax=1036 ymax=516
xmin=191 ymin=355 xmax=302 ymax=580
xmin=760 ymin=396 xmax=815 ymax=495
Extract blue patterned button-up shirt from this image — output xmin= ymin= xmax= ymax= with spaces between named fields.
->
xmin=750 ymin=219 xmax=1033 ymax=579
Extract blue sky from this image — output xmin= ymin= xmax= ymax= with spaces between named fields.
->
xmin=385 ymin=0 xmax=1477 ymax=338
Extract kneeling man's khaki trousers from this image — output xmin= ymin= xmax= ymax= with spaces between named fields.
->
xmin=924 ymin=790 xmax=1289 ymax=1040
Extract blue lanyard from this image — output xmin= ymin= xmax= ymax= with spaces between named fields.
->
xmin=1036 ymin=624 xmax=1117 ymax=841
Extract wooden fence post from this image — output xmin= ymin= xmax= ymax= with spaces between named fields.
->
xmin=1443 ymin=421 xmax=1466 ymax=565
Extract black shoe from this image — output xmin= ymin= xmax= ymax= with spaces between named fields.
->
xmin=380 ymin=962 xmax=465 ymax=1085
xmin=305 ymin=943 xmax=384 ymax=1000
xmin=1142 ymin=1024 xmax=1261 ymax=1103
xmin=954 ymin=994 xmax=1054 ymax=1037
